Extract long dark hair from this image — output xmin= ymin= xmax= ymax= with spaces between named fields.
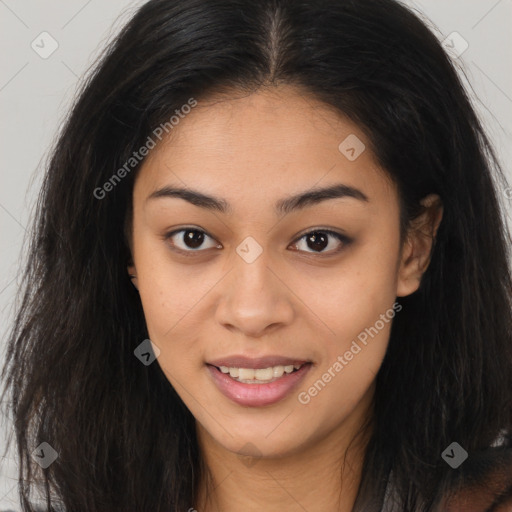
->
xmin=2 ymin=0 xmax=511 ymax=510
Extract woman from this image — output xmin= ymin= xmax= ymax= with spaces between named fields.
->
xmin=1 ymin=0 xmax=511 ymax=510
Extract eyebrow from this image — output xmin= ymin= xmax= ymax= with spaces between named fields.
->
xmin=146 ymin=183 xmax=369 ymax=215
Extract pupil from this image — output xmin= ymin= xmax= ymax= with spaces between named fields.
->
xmin=184 ymin=230 xmax=204 ymax=249
xmin=307 ymin=232 xmax=328 ymax=252
xmin=182 ymin=230 xmax=329 ymax=251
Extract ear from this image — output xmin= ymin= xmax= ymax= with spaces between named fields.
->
xmin=396 ymin=193 xmax=443 ymax=297
xmin=127 ymin=261 xmax=139 ymax=291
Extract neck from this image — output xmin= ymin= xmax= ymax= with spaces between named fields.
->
xmin=194 ymin=399 xmax=372 ymax=512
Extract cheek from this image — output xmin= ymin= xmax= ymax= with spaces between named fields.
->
xmin=294 ymin=230 xmax=400 ymax=406
xmin=134 ymin=233 xmax=203 ymax=345
xmin=297 ymin=232 xmax=401 ymax=343
xmin=296 ymin=280 xmax=397 ymax=424
xmin=137 ymin=265 xmax=205 ymax=383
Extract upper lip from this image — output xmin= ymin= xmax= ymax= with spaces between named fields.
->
xmin=207 ymin=355 xmax=311 ymax=369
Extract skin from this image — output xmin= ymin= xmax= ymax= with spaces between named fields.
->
xmin=128 ymin=85 xmax=443 ymax=511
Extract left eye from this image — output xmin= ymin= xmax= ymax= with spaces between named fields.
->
xmin=165 ymin=228 xmax=349 ymax=255
xmin=290 ymin=230 xmax=349 ymax=254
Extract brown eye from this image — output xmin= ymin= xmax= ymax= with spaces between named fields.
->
xmin=166 ymin=228 xmax=221 ymax=253
xmin=164 ymin=227 xmax=350 ymax=257
xmin=291 ymin=229 xmax=350 ymax=254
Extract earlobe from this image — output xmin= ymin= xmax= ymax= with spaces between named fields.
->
xmin=396 ymin=239 xmax=420 ymax=297
xmin=127 ymin=264 xmax=139 ymax=291
xmin=396 ymin=193 xmax=443 ymax=297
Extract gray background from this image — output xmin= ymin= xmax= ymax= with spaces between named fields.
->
xmin=1 ymin=0 xmax=511 ymax=508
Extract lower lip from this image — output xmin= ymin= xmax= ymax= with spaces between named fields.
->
xmin=206 ymin=364 xmax=312 ymax=407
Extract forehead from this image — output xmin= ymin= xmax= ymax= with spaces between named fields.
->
xmin=134 ymin=86 xmax=396 ymax=211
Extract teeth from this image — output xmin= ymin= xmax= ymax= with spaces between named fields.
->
xmin=273 ymin=366 xmax=284 ymax=378
xmin=254 ymin=367 xmax=274 ymax=380
xmin=217 ymin=363 xmax=305 ymax=382
xmin=238 ymin=368 xmax=255 ymax=380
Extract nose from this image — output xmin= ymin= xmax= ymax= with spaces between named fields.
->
xmin=214 ymin=245 xmax=295 ymax=338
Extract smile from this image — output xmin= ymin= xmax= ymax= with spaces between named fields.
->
xmin=206 ymin=360 xmax=312 ymax=407
xmin=217 ymin=364 xmax=305 ymax=383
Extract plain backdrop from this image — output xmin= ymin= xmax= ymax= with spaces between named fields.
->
xmin=1 ymin=0 xmax=511 ymax=509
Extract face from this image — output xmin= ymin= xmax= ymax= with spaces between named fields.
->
xmin=128 ymin=86 xmax=440 ymax=460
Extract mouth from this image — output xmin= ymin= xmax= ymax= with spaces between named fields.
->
xmin=211 ymin=362 xmax=307 ymax=384
xmin=206 ymin=356 xmax=313 ymax=407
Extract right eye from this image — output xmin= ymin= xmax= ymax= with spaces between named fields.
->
xmin=164 ymin=227 xmax=222 ymax=255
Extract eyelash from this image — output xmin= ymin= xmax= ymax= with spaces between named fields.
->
xmin=163 ymin=227 xmax=351 ymax=257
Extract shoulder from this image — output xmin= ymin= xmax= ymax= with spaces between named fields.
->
xmin=440 ymin=446 xmax=512 ymax=512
